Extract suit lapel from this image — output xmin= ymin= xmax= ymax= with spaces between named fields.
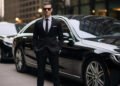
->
xmin=41 ymin=19 xmax=44 ymax=31
xmin=41 ymin=18 xmax=46 ymax=33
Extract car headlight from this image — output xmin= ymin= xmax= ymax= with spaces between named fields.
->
xmin=3 ymin=37 xmax=13 ymax=47
xmin=3 ymin=41 xmax=12 ymax=47
xmin=111 ymin=54 xmax=120 ymax=63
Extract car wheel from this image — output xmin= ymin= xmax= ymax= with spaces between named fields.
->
xmin=15 ymin=47 xmax=27 ymax=73
xmin=82 ymin=58 xmax=110 ymax=86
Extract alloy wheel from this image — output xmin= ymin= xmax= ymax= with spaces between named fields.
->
xmin=86 ymin=61 xmax=105 ymax=86
xmin=15 ymin=49 xmax=23 ymax=71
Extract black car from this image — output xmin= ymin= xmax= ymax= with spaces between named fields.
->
xmin=0 ymin=22 xmax=25 ymax=62
xmin=12 ymin=15 xmax=120 ymax=86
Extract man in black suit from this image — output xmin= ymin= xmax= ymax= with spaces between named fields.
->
xmin=33 ymin=1 xmax=63 ymax=86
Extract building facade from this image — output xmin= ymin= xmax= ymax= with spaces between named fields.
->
xmin=58 ymin=0 xmax=120 ymax=19
xmin=18 ymin=0 xmax=41 ymax=23
xmin=4 ymin=0 xmax=42 ymax=23
xmin=3 ymin=0 xmax=120 ymax=23
xmin=4 ymin=0 xmax=19 ymax=22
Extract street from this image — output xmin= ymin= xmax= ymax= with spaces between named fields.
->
xmin=0 ymin=61 xmax=83 ymax=86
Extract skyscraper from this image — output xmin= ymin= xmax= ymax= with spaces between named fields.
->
xmin=4 ymin=0 xmax=42 ymax=23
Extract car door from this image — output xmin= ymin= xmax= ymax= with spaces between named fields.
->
xmin=23 ymin=23 xmax=37 ymax=67
xmin=57 ymin=19 xmax=86 ymax=77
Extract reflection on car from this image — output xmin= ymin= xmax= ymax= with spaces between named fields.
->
xmin=0 ymin=22 xmax=25 ymax=62
xmin=12 ymin=15 xmax=120 ymax=86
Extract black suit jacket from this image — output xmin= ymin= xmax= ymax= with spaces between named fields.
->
xmin=33 ymin=17 xmax=63 ymax=54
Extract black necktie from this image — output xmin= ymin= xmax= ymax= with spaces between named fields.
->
xmin=45 ymin=19 xmax=48 ymax=33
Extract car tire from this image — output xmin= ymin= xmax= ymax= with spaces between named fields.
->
xmin=15 ymin=47 xmax=27 ymax=73
xmin=82 ymin=58 xmax=110 ymax=86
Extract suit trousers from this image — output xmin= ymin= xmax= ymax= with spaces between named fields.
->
xmin=36 ymin=48 xmax=60 ymax=86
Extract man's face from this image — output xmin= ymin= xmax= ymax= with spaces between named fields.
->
xmin=43 ymin=4 xmax=52 ymax=17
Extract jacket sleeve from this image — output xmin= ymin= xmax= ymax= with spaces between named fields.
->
xmin=33 ymin=21 xmax=39 ymax=51
xmin=57 ymin=21 xmax=63 ymax=48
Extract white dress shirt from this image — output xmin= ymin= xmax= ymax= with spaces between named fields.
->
xmin=43 ymin=16 xmax=52 ymax=32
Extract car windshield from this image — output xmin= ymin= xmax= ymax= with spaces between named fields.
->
xmin=15 ymin=23 xmax=25 ymax=33
xmin=69 ymin=16 xmax=120 ymax=38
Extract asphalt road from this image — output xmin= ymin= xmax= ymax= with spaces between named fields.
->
xmin=0 ymin=61 xmax=83 ymax=86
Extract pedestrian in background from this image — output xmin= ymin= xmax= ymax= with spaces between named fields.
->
xmin=33 ymin=1 xmax=63 ymax=86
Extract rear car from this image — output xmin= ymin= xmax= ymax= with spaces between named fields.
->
xmin=0 ymin=22 xmax=25 ymax=62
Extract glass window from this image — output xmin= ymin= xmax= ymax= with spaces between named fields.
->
xmin=24 ymin=23 xmax=34 ymax=33
xmin=59 ymin=19 xmax=72 ymax=40
xmin=81 ymin=6 xmax=90 ymax=15
xmin=80 ymin=17 xmax=120 ymax=37
xmin=96 ymin=0 xmax=104 ymax=2
xmin=106 ymin=23 xmax=120 ymax=36
xmin=15 ymin=23 xmax=25 ymax=33
xmin=81 ymin=0 xmax=89 ymax=4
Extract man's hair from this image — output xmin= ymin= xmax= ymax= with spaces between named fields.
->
xmin=43 ymin=0 xmax=52 ymax=8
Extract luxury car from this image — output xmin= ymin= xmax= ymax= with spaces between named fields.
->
xmin=0 ymin=22 xmax=25 ymax=62
xmin=12 ymin=15 xmax=120 ymax=86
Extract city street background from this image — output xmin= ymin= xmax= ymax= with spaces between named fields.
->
xmin=0 ymin=0 xmax=120 ymax=23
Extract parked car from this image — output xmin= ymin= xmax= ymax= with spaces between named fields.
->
xmin=12 ymin=15 xmax=120 ymax=86
xmin=0 ymin=22 xmax=25 ymax=62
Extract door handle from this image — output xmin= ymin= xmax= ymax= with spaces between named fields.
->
xmin=23 ymin=37 xmax=27 ymax=39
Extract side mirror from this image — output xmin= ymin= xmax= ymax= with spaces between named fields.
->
xmin=68 ymin=38 xmax=74 ymax=46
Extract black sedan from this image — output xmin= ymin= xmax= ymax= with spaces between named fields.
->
xmin=12 ymin=15 xmax=120 ymax=86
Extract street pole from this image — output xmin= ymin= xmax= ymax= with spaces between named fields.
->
xmin=1 ymin=0 xmax=4 ymax=21
xmin=105 ymin=0 xmax=109 ymax=16
xmin=78 ymin=0 xmax=81 ymax=14
xmin=89 ymin=0 xmax=95 ymax=15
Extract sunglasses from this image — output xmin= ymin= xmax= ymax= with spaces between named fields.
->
xmin=43 ymin=8 xmax=51 ymax=11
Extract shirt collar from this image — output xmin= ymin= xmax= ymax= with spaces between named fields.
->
xmin=44 ymin=16 xmax=52 ymax=21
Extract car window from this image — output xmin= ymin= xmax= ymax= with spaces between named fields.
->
xmin=95 ymin=20 xmax=112 ymax=36
xmin=59 ymin=19 xmax=72 ymax=40
xmin=105 ymin=23 xmax=120 ymax=36
xmin=15 ymin=23 xmax=26 ymax=33
xmin=69 ymin=19 xmax=96 ymax=38
xmin=81 ymin=20 xmax=98 ymax=36
xmin=24 ymin=23 xmax=34 ymax=33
